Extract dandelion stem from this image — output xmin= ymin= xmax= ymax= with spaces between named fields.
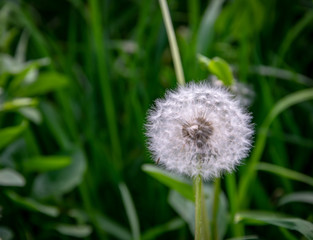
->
xmin=158 ymin=0 xmax=185 ymax=86
xmin=194 ymin=174 xmax=211 ymax=240
xmin=212 ymin=178 xmax=221 ymax=240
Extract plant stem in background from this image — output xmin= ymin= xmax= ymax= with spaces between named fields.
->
xmin=158 ymin=0 xmax=185 ymax=86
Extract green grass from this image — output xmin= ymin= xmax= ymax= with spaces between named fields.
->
xmin=0 ymin=0 xmax=313 ymax=239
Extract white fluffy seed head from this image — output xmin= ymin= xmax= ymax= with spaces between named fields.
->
xmin=145 ymin=81 xmax=254 ymax=180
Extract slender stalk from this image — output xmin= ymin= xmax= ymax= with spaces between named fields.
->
xmin=201 ymin=186 xmax=211 ymax=240
xmin=212 ymin=178 xmax=221 ymax=240
xmin=158 ymin=0 xmax=185 ymax=86
xmin=89 ymin=0 xmax=122 ymax=170
xmin=195 ymin=174 xmax=203 ymax=240
xmin=158 ymin=1 xmax=211 ymax=239
xmin=194 ymin=175 xmax=211 ymax=240
xmin=225 ymin=173 xmax=242 ymax=237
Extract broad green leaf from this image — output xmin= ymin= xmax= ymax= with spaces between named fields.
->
xmin=198 ymin=55 xmax=234 ymax=86
xmin=208 ymin=57 xmax=234 ymax=86
xmin=168 ymin=184 xmax=228 ymax=239
xmin=142 ymin=164 xmax=194 ymax=201
xmin=16 ymin=71 xmax=69 ymax=96
xmin=68 ymin=209 xmax=88 ymax=222
xmin=32 ymin=149 xmax=86 ymax=198
xmin=0 ymin=226 xmax=14 ymax=240
xmin=0 ymin=122 xmax=27 ymax=150
xmin=6 ymin=191 xmax=59 ymax=217
xmin=22 ymin=155 xmax=71 ymax=172
xmin=8 ymin=65 xmax=38 ymax=94
xmin=0 ymin=98 xmax=38 ymax=112
xmin=142 ymin=218 xmax=184 ymax=240
xmin=257 ymin=163 xmax=313 ymax=187
xmin=18 ymin=107 xmax=42 ymax=124
xmin=236 ymin=211 xmax=313 ymax=240
xmin=0 ymin=54 xmax=27 ymax=74
xmin=119 ymin=182 xmax=140 ymax=240
xmin=0 ymin=53 xmax=49 ymax=75
xmin=278 ymin=192 xmax=313 ymax=206
xmin=168 ymin=190 xmax=194 ymax=233
xmin=0 ymin=168 xmax=25 ymax=186
xmin=55 ymin=224 xmax=92 ymax=238
xmin=95 ymin=213 xmax=131 ymax=240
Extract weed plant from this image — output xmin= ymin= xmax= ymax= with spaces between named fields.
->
xmin=0 ymin=0 xmax=313 ymax=239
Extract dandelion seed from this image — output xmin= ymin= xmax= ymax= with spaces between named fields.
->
xmin=145 ymin=81 xmax=254 ymax=180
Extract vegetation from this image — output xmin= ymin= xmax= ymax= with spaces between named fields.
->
xmin=0 ymin=0 xmax=312 ymax=239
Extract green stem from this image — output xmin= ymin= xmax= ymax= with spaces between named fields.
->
xmin=195 ymin=175 xmax=202 ymax=239
xmin=158 ymin=0 xmax=185 ymax=86
xmin=212 ymin=178 xmax=220 ymax=240
xmin=194 ymin=175 xmax=211 ymax=240
xmin=225 ymin=173 xmax=243 ymax=237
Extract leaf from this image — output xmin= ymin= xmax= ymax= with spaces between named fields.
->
xmin=278 ymin=192 xmax=313 ymax=206
xmin=16 ymin=71 xmax=69 ymax=96
xmin=196 ymin=0 xmax=225 ymax=54
xmin=95 ymin=213 xmax=132 ymax=240
xmin=18 ymin=107 xmax=42 ymax=124
xmin=6 ymin=191 xmax=59 ymax=217
xmin=0 ymin=168 xmax=25 ymax=187
xmin=22 ymin=155 xmax=71 ymax=172
xmin=168 ymin=184 xmax=228 ymax=239
xmin=119 ymin=182 xmax=140 ymax=240
xmin=236 ymin=211 xmax=313 ymax=240
xmin=249 ymin=65 xmax=313 ymax=86
xmin=197 ymin=55 xmax=234 ymax=86
xmin=279 ymin=12 xmax=313 ymax=61
xmin=141 ymin=218 xmax=185 ymax=240
xmin=0 ymin=98 xmax=38 ymax=112
xmin=55 ymin=224 xmax=92 ymax=238
xmin=0 ymin=122 xmax=27 ymax=150
xmin=142 ymin=164 xmax=194 ymax=202
xmin=208 ymin=57 xmax=234 ymax=86
xmin=168 ymin=190 xmax=195 ymax=233
xmin=257 ymin=163 xmax=313 ymax=187
xmin=32 ymin=149 xmax=86 ymax=199
xmin=0 ymin=53 xmax=49 ymax=75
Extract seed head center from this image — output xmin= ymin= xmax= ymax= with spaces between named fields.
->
xmin=182 ymin=117 xmax=213 ymax=148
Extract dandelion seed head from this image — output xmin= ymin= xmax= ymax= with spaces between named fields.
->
xmin=145 ymin=81 xmax=254 ymax=180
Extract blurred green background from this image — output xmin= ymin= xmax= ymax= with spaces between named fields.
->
xmin=0 ymin=0 xmax=313 ymax=239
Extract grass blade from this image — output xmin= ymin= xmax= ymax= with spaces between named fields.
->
xmin=119 ymin=182 xmax=141 ymax=240
xmin=196 ymin=0 xmax=224 ymax=54
xmin=142 ymin=218 xmax=184 ymax=240
xmin=257 ymin=163 xmax=313 ymax=187
xmin=236 ymin=211 xmax=313 ymax=240
xmin=278 ymin=192 xmax=313 ymax=206
xmin=238 ymin=88 xmax=313 ymax=208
